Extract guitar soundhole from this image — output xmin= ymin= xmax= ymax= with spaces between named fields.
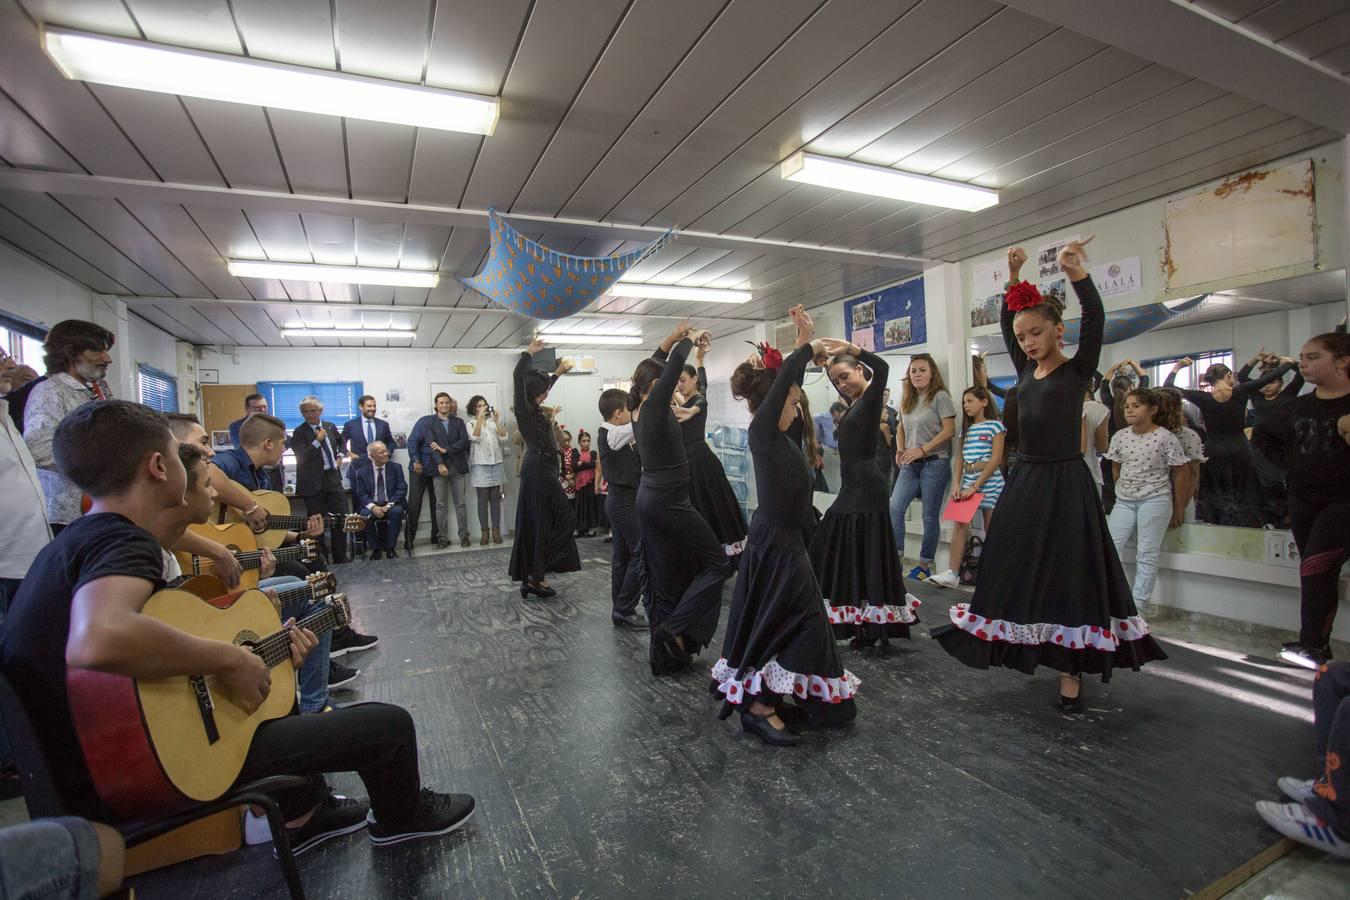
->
xmin=233 ymin=630 xmax=261 ymax=647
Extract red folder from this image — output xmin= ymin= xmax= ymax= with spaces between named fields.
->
xmin=943 ymin=493 xmax=984 ymax=524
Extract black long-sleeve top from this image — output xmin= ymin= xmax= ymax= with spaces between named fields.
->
xmin=1252 ymin=391 xmax=1350 ymax=502
xmin=1001 ymin=276 xmax=1105 ymax=460
xmin=514 ymin=352 xmax=560 ymax=455
xmin=1237 ymin=361 xmax=1305 ymax=427
xmin=1164 ymin=362 xmax=1293 ymax=441
xmin=636 ymin=339 xmax=693 ymax=478
xmin=835 ymin=349 xmax=888 ymax=464
xmin=748 ymin=343 xmax=814 ymax=531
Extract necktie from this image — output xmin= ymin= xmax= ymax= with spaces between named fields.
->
xmin=376 ymin=467 xmax=386 ymax=504
xmin=366 ymin=419 xmax=374 ymax=445
xmin=319 ymin=428 xmax=334 ymax=469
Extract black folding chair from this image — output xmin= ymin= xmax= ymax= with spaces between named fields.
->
xmin=0 ymin=672 xmax=309 ymax=899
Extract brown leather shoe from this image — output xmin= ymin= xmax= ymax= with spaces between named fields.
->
xmin=480 ymin=532 xmax=490 ymax=546
xmin=492 ymin=528 xmax=502 ymax=544
xmin=460 ymin=535 xmax=471 ymax=548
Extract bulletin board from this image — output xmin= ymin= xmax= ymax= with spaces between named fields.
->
xmin=843 ymin=278 xmax=926 ymax=352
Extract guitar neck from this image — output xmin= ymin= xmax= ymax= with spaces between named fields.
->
xmin=190 ymin=542 xmax=308 ymax=575
xmin=252 ymin=605 xmax=345 ymax=670
xmin=263 ymin=514 xmax=313 ymax=532
xmin=271 ymin=582 xmax=316 ymax=607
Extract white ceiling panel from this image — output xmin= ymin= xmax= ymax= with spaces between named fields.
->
xmin=0 ymin=0 xmax=1339 ymax=349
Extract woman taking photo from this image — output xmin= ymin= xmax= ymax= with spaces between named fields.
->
xmin=467 ymin=395 xmax=507 ymax=545
xmin=1252 ymin=332 xmax=1350 ymax=670
xmin=633 ymin=323 xmax=736 ymax=675
xmin=715 ymin=305 xmax=858 ymax=745
xmin=933 ymin=240 xmax=1166 ymax=711
xmin=672 ymin=341 xmax=749 ymax=556
xmin=889 ymin=354 xmax=957 ymax=581
xmin=508 ymin=340 xmax=580 ymax=598
xmin=810 ymin=339 xmax=918 ymax=649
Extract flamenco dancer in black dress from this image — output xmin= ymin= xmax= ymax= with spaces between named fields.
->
xmin=508 ymin=338 xmax=581 ymax=598
xmin=933 ymin=240 xmax=1167 ymax=710
xmin=671 ymin=337 xmax=749 ymax=556
xmin=633 ymin=322 xmax=736 ymax=675
xmin=715 ymin=305 xmax=858 ymax=745
xmin=1163 ymin=355 xmax=1294 ymax=527
xmin=810 ymin=337 xmax=919 ymax=649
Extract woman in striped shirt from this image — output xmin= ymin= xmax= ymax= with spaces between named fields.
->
xmin=931 ymin=387 xmax=1005 ymax=589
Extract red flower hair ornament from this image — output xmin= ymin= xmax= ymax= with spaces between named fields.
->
xmin=746 ymin=341 xmax=783 ymax=371
xmin=1004 ymin=280 xmax=1043 ymax=311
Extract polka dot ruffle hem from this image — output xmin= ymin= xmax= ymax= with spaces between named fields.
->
xmin=824 ymin=594 xmax=921 ymax=627
xmin=711 ymin=657 xmax=860 ymax=705
xmin=945 ymin=602 xmax=1152 ymax=652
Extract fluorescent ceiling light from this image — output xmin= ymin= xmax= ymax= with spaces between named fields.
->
xmin=283 ymin=329 xmax=415 ymax=339
xmin=607 ymin=283 xmax=751 ymax=304
xmin=42 ymin=26 xmax=499 ymax=135
xmin=781 ymin=151 xmax=999 ymax=212
xmin=228 ymin=260 xmax=438 ymax=288
xmin=535 ymin=334 xmax=644 ymax=346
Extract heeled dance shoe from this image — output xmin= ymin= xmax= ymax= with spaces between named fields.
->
xmin=520 ymin=582 xmax=557 ymax=599
xmin=740 ymin=710 xmax=801 ymax=746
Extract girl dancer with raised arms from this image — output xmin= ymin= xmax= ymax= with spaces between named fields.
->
xmin=508 ymin=339 xmax=580 ymax=598
xmin=810 ymin=336 xmax=919 ymax=649
xmin=933 ymin=240 xmax=1166 ymax=710
xmin=631 ymin=323 xmax=736 ymax=674
xmin=716 ymin=305 xmax=858 ymax=745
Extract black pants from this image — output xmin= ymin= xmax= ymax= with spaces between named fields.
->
xmin=303 ymin=470 xmax=349 ymax=563
xmin=236 ymin=701 xmax=420 ymax=824
xmin=404 ymin=468 xmax=440 ymax=550
xmin=606 ymin=487 xmax=644 ymax=617
xmin=1289 ymin=492 xmax=1350 ymax=649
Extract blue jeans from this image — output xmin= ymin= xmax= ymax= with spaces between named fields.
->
xmin=889 ymin=455 xmax=951 ymax=563
xmin=0 ymin=816 xmax=101 ymax=900
xmin=259 ymin=576 xmax=331 ymax=713
xmin=1107 ymin=493 xmax=1172 ymax=604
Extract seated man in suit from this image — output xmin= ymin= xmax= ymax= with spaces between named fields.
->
xmin=341 ymin=394 xmax=393 ymax=474
xmin=290 ymin=397 xmax=350 ymax=564
xmin=352 ymin=441 xmax=407 ymax=560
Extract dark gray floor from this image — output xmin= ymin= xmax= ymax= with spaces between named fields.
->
xmin=130 ymin=540 xmax=1316 ymax=899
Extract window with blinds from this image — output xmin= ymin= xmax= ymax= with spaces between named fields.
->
xmin=137 ymin=363 xmax=179 ymax=413
xmin=256 ymin=381 xmax=364 ymax=430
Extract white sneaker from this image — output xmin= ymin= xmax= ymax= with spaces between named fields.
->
xmin=1277 ymin=777 xmax=1317 ymax=804
xmin=928 ymin=570 xmax=960 ymax=589
xmin=244 ymin=794 xmax=350 ymax=845
xmin=1255 ymin=800 xmax=1350 ymax=859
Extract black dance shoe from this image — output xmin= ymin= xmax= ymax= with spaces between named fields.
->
xmin=521 ymin=582 xmax=556 ymax=599
xmin=611 ymin=612 xmax=650 ymax=630
xmin=1057 ymin=690 xmax=1085 ymax=713
xmin=740 ymin=711 xmax=801 ymax=746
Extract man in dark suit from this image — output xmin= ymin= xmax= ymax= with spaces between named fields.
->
xmin=341 ymin=394 xmax=394 ymax=473
xmin=352 ymin=441 xmax=407 ymax=560
xmin=290 ymin=395 xmax=350 ymax=563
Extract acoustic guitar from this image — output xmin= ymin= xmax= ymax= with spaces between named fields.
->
xmin=175 ymin=523 xmax=318 ymax=589
xmin=67 ymin=587 xmax=351 ymax=819
xmin=175 ymin=571 xmax=337 ymax=608
xmin=220 ymin=490 xmax=364 ymax=549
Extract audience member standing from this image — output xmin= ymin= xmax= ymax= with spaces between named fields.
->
xmin=888 ymin=354 xmax=957 ymax=581
xmin=438 ymin=396 xmax=473 ymax=547
xmin=342 ymin=394 xmax=394 ymax=474
xmin=228 ymin=392 xmax=269 ymax=446
xmin=1 ymin=356 xmax=41 ymax=433
xmin=406 ymin=396 xmax=445 ymax=552
xmin=290 ymin=396 xmax=350 ymax=564
xmin=22 ymin=320 xmax=114 ymax=535
xmin=0 ymin=349 xmax=49 ymax=609
xmin=467 ymin=395 xmax=506 ymax=545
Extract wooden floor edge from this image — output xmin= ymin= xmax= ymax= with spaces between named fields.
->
xmin=1187 ymin=838 xmax=1297 ymax=900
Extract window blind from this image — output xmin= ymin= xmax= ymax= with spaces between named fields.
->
xmin=137 ymin=363 xmax=179 ymax=413
xmin=257 ymin=381 xmax=363 ymax=429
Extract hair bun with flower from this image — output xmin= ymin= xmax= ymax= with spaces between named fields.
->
xmin=1004 ymin=280 xmax=1043 ymax=312
xmin=745 ymin=340 xmax=783 ymax=371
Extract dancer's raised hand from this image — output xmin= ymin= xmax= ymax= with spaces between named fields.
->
xmin=527 ymin=336 xmax=546 ymax=355
xmin=789 ymin=304 xmax=815 ymax=346
xmin=1057 ymin=235 xmax=1093 ymax=281
xmin=1007 ymin=246 xmax=1027 ymax=279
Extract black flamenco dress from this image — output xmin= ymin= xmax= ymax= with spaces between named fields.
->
xmin=508 ymin=354 xmax=580 ymax=584
xmin=636 ymin=339 xmax=736 ymax=674
xmin=932 ymin=278 xmax=1167 ymax=681
xmin=1164 ymin=363 xmax=1293 ymax=527
xmin=808 ymin=349 xmax=919 ymax=641
xmin=670 ymin=363 xmax=749 ymax=556
xmin=713 ymin=343 xmax=858 ymax=720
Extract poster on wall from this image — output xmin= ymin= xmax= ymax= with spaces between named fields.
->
xmin=1038 ymin=279 xmax=1067 ymax=313
xmin=1036 ymin=235 xmax=1081 ymax=280
xmin=1090 ymin=256 xmax=1142 ymax=299
xmin=843 ymin=279 xmax=925 ymax=352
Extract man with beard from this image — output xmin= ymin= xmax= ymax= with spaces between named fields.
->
xmin=22 ymin=320 xmax=114 ymax=534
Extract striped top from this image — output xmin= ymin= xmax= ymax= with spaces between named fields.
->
xmin=960 ymin=420 xmax=1006 ymax=497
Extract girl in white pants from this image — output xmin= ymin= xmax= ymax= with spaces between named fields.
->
xmin=1104 ymin=389 xmax=1188 ymax=606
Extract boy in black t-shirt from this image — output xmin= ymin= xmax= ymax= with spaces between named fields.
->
xmin=0 ymin=400 xmax=475 ymax=855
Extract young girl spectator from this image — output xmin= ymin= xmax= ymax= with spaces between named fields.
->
xmin=930 ymin=387 xmax=1005 ymax=589
xmin=1252 ymin=332 xmax=1350 ymax=669
xmin=1104 ymin=389 xmax=1188 ymax=610
xmin=557 ymin=429 xmax=577 ymax=505
xmin=889 ymin=354 xmax=957 ymax=581
xmin=1156 ymin=387 xmax=1206 ymax=526
xmin=467 ymin=395 xmax=507 ymax=545
xmin=572 ymin=430 xmax=599 ymax=537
